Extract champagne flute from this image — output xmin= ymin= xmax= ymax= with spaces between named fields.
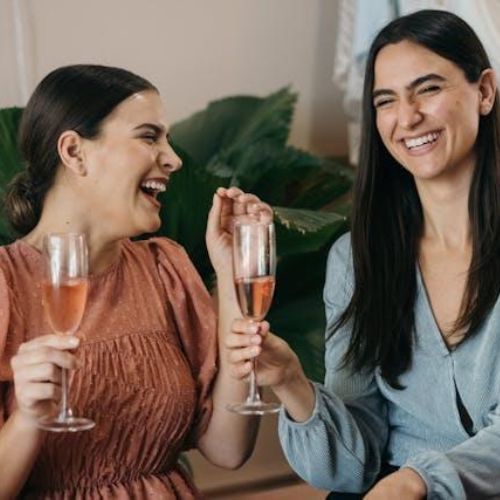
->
xmin=227 ymin=219 xmax=281 ymax=415
xmin=38 ymin=232 xmax=95 ymax=432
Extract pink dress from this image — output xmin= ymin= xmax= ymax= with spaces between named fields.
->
xmin=0 ymin=238 xmax=217 ymax=499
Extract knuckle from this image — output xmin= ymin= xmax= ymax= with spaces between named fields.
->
xmin=45 ymin=363 xmax=58 ymax=379
xmin=47 ymin=384 xmax=59 ymax=400
xmin=10 ymin=355 xmax=19 ymax=369
xmin=238 ymin=363 xmax=250 ymax=377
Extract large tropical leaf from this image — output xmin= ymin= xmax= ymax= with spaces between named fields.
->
xmin=170 ymin=88 xmax=296 ymax=167
xmin=0 ymin=107 xmax=24 ymax=244
xmin=273 ymin=206 xmax=347 ymax=256
xmin=267 ymin=292 xmax=326 ymax=381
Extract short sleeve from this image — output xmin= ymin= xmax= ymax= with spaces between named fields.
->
xmin=150 ymin=238 xmax=217 ymax=449
xmin=0 ymin=267 xmax=12 ymax=427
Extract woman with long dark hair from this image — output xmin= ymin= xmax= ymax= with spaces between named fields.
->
xmin=227 ymin=10 xmax=500 ymax=499
xmin=0 ymin=64 xmax=270 ymax=498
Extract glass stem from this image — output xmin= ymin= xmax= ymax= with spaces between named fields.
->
xmin=59 ymin=367 xmax=70 ymax=421
xmin=247 ymin=358 xmax=261 ymax=403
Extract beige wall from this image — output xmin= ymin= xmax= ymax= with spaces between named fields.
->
xmin=2 ymin=0 xmax=348 ymax=156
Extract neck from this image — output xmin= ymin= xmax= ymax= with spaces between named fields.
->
xmin=23 ymin=192 xmax=122 ymax=276
xmin=415 ymin=168 xmax=473 ymax=251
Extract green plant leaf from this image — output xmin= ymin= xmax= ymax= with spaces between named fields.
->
xmin=171 ymin=87 xmax=296 ymax=167
xmin=267 ymin=292 xmax=326 ymax=382
xmin=0 ymin=107 xmax=24 ymax=244
xmin=274 ymin=206 xmax=348 ymax=257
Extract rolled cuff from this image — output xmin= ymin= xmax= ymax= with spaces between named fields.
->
xmin=404 ymin=450 xmax=466 ymax=500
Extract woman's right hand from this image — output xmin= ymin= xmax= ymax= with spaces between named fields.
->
xmin=10 ymin=334 xmax=80 ymax=425
xmin=225 ymin=319 xmax=301 ymax=388
xmin=225 ymin=319 xmax=316 ymax=422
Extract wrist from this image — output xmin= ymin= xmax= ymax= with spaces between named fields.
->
xmin=271 ymin=351 xmax=304 ymax=391
xmin=11 ymin=409 xmax=42 ymax=434
xmin=400 ymin=468 xmax=427 ymax=498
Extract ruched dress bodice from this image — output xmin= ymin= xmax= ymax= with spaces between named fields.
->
xmin=0 ymin=238 xmax=217 ymax=499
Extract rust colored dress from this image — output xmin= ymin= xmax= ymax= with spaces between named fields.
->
xmin=0 ymin=238 xmax=217 ymax=499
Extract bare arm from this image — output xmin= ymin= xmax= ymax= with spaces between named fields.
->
xmin=0 ymin=335 xmax=79 ymax=498
xmin=0 ymin=410 xmax=44 ymax=499
xmin=197 ymin=187 xmax=270 ymax=468
xmin=197 ymin=271 xmax=260 ymax=468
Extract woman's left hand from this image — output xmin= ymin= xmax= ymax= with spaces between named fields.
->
xmin=363 ymin=468 xmax=427 ymax=500
xmin=206 ymin=187 xmax=273 ymax=274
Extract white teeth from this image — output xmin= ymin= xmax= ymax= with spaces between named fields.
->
xmin=404 ymin=132 xmax=440 ymax=149
xmin=140 ymin=180 xmax=166 ymax=192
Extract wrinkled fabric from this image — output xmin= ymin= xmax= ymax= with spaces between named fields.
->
xmin=0 ymin=238 xmax=217 ymax=499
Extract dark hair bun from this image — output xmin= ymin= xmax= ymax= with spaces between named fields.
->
xmin=3 ymin=171 xmax=39 ymax=235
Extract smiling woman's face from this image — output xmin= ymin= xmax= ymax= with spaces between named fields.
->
xmin=373 ymin=40 xmax=486 ymax=182
xmin=79 ymin=90 xmax=182 ymax=238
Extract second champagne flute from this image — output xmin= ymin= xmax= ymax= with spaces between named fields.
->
xmin=227 ymin=219 xmax=281 ymax=415
xmin=38 ymin=232 xmax=95 ymax=432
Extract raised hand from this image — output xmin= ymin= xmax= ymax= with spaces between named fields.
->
xmin=206 ymin=187 xmax=273 ymax=275
xmin=10 ymin=335 xmax=80 ymax=426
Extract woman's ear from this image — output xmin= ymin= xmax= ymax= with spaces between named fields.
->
xmin=478 ymin=68 xmax=497 ymax=116
xmin=57 ymin=130 xmax=87 ymax=176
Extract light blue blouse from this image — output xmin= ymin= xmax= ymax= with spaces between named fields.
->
xmin=279 ymin=233 xmax=500 ymax=499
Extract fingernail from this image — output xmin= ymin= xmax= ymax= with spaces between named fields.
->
xmin=251 ymin=335 xmax=260 ymax=344
xmin=68 ymin=337 xmax=80 ymax=347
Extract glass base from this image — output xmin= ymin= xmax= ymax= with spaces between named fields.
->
xmin=226 ymin=401 xmax=282 ymax=416
xmin=37 ymin=416 xmax=95 ymax=432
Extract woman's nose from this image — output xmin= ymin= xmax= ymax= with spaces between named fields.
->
xmin=159 ymin=143 xmax=183 ymax=172
xmin=398 ymin=98 xmax=423 ymax=129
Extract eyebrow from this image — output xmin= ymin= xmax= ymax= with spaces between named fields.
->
xmin=133 ymin=123 xmax=170 ymax=138
xmin=372 ymin=73 xmax=446 ymax=100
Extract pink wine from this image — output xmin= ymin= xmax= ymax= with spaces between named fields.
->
xmin=42 ymin=279 xmax=88 ymax=334
xmin=235 ymin=276 xmax=275 ymax=321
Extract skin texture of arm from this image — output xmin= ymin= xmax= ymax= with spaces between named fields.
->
xmin=0 ymin=334 xmax=80 ymax=498
xmin=197 ymin=187 xmax=270 ymax=468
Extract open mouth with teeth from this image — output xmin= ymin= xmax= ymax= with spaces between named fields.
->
xmin=140 ymin=179 xmax=167 ymax=205
xmin=404 ymin=131 xmax=441 ymax=150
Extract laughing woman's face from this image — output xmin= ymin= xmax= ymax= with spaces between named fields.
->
xmin=373 ymin=40 xmax=495 ymax=183
xmin=78 ymin=90 xmax=182 ymax=238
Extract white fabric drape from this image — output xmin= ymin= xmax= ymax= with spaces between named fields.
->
xmin=0 ymin=0 xmax=35 ymax=108
xmin=334 ymin=0 xmax=500 ymax=165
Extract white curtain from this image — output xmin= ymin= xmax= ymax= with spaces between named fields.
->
xmin=334 ymin=0 xmax=500 ymax=165
xmin=0 ymin=0 xmax=35 ymax=108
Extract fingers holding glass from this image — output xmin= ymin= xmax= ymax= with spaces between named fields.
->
xmin=38 ymin=233 xmax=94 ymax=432
xmin=227 ymin=220 xmax=280 ymax=415
xmin=11 ymin=335 xmax=81 ymax=424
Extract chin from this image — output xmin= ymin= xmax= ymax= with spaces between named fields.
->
xmin=143 ymin=216 xmax=162 ymax=235
xmin=125 ymin=209 xmax=163 ymax=238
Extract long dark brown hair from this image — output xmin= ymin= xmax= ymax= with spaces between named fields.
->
xmin=333 ymin=10 xmax=500 ymax=388
xmin=4 ymin=65 xmax=156 ymax=236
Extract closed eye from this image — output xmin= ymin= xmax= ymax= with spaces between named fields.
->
xmin=374 ymin=97 xmax=395 ymax=109
xmin=142 ymin=134 xmax=158 ymax=144
xmin=418 ymin=85 xmax=441 ymax=95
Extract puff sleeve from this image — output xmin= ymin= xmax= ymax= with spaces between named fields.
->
xmin=151 ymin=238 xmax=218 ymax=449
